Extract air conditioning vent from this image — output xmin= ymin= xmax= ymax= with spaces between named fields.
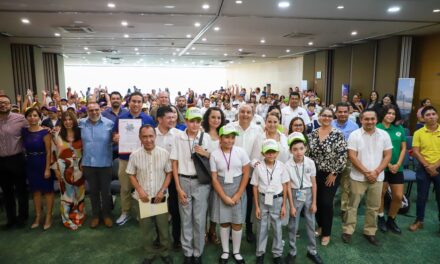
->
xmin=98 ymin=49 xmax=119 ymax=53
xmin=219 ymin=59 xmax=231 ymax=62
xmin=283 ymin=32 xmax=314 ymax=39
xmin=59 ymin=26 xmax=95 ymax=34
xmin=107 ymin=57 xmax=122 ymax=61
xmin=238 ymin=51 xmax=254 ymax=56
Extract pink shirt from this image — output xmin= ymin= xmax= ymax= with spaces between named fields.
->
xmin=0 ymin=112 xmax=28 ymax=157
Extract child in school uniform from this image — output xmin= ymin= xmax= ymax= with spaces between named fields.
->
xmin=251 ymin=139 xmax=290 ymax=264
xmin=285 ymin=132 xmax=323 ymax=264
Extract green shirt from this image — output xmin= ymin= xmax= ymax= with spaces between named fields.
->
xmin=377 ymin=123 xmax=406 ymax=172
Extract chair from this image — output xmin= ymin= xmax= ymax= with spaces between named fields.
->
xmin=403 ymin=136 xmax=417 ymax=198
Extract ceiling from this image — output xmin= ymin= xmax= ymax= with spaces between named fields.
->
xmin=0 ymin=0 xmax=439 ymax=67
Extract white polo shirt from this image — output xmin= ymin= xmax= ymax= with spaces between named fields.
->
xmin=170 ymin=130 xmax=212 ymax=176
xmin=126 ymin=146 xmax=172 ymax=200
xmin=232 ymin=121 xmax=264 ymax=158
xmin=347 ymin=127 xmax=393 ymax=182
xmin=281 ymin=106 xmax=311 ymax=129
xmin=251 ymin=161 xmax=289 ymax=194
xmin=155 ymin=127 xmax=180 ymax=153
xmin=210 ymin=146 xmax=250 ymax=178
xmin=285 ymin=157 xmax=316 ymax=189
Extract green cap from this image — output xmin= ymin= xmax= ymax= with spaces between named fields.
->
xmin=219 ymin=124 xmax=240 ymax=137
xmin=287 ymin=132 xmax=306 ymax=146
xmin=262 ymin=139 xmax=279 ymax=153
xmin=283 ymin=97 xmax=289 ymax=103
xmin=185 ymin=107 xmax=203 ymax=120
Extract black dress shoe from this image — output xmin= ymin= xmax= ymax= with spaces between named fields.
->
xmin=285 ymin=254 xmax=296 ymax=264
xmin=142 ymin=258 xmax=154 ymax=264
xmin=219 ymin=252 xmax=229 ymax=264
xmin=2 ymin=221 xmax=16 ymax=230
xmin=363 ymin=234 xmax=379 ymax=246
xmin=256 ymin=255 xmax=264 ymax=264
xmin=193 ymin=256 xmax=202 ymax=264
xmin=273 ymin=256 xmax=284 ymax=264
xmin=341 ymin=233 xmax=351 ymax=244
xmin=306 ymin=252 xmax=323 ymax=264
xmin=378 ymin=216 xmax=387 ymax=233
xmin=161 ymin=256 xmax=173 ymax=264
xmin=232 ymin=253 xmax=245 ymax=264
xmin=386 ymin=217 xmax=402 ymax=234
xmin=173 ymin=241 xmax=182 ymax=250
xmin=183 ymin=256 xmax=192 ymax=264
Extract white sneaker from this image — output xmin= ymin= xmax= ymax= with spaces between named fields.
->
xmin=116 ymin=213 xmax=131 ymax=225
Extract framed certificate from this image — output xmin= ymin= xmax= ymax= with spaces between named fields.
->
xmin=118 ymin=119 xmax=142 ymax=154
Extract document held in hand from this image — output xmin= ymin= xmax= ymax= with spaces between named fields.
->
xmin=138 ymin=199 xmax=168 ymax=219
xmin=119 ymin=119 xmax=142 ymax=154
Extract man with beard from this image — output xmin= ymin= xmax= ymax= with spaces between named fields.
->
xmin=102 ymin=91 xmax=128 ymax=123
xmin=176 ymin=96 xmax=187 ymax=123
xmin=0 ymin=95 xmax=29 ymax=229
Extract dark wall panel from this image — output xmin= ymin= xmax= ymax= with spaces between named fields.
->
xmin=332 ymin=46 xmax=351 ymax=103
xmin=376 ymin=36 xmax=401 ymax=97
xmin=351 ymin=42 xmax=375 ymax=100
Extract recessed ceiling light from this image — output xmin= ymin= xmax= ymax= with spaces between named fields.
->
xmin=164 ymin=5 xmax=175 ymax=9
xmin=308 ymin=41 xmax=314 ymax=46
xmin=21 ymin=18 xmax=30 ymax=24
xmin=238 ymin=48 xmax=243 ymax=52
xmin=260 ymin=39 xmax=266 ymax=43
xmin=86 ymin=51 xmax=91 ymax=54
xmin=214 ymin=27 xmax=220 ymax=31
xmin=286 ymin=49 xmax=290 ymax=53
xmin=252 ymin=60 xmax=256 ymax=63
xmin=172 ymin=52 xmax=176 ymax=56
xmin=191 ymin=47 xmax=196 ymax=50
xmin=337 ymin=5 xmax=344 ymax=9
xmin=186 ymin=34 xmax=192 ymax=38
xmin=387 ymin=6 xmax=401 ymax=13
xmin=107 ymin=3 xmax=115 ymax=8
xmin=176 ymin=48 xmax=181 ymax=51
xmin=124 ymin=34 xmax=130 ymax=38
xmin=186 ymin=52 xmax=190 ymax=55
xmin=351 ymin=31 xmax=358 ymax=36
xmin=230 ymin=61 xmax=234 ymax=64
xmin=278 ymin=2 xmax=290 ymax=8
xmin=194 ymin=22 xmax=201 ymax=27
xmin=74 ymin=20 xmax=84 ymax=24
xmin=223 ymin=53 xmax=228 ymax=56
xmin=164 ymin=23 xmax=174 ymax=26
xmin=202 ymin=4 xmax=210 ymax=9
xmin=202 ymin=38 xmax=207 ymax=41
xmin=121 ymin=21 xmax=128 ymax=26
xmin=134 ymin=48 xmax=138 ymax=51
xmin=433 ymin=9 xmax=440 ymax=13
xmin=84 ymin=47 xmax=89 ymax=50
xmin=54 ymin=33 xmax=61 ymax=37
xmin=236 ymin=0 xmax=243 ymax=4
xmin=136 ymin=52 xmax=140 ymax=55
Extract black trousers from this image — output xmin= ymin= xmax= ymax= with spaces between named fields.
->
xmin=0 ymin=153 xmax=29 ymax=224
xmin=315 ymin=170 xmax=340 ymax=237
xmin=168 ymin=179 xmax=181 ymax=243
xmin=245 ymin=182 xmax=254 ymax=231
xmin=83 ymin=166 xmax=112 ymax=218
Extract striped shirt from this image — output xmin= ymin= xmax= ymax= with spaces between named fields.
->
xmin=126 ymin=146 xmax=172 ymax=200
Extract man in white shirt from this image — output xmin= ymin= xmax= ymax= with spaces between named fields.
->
xmin=126 ymin=124 xmax=173 ymax=264
xmin=200 ymin=98 xmax=211 ymax=116
xmin=281 ymin=92 xmax=310 ymax=130
xmin=155 ymin=106 xmax=181 ymax=249
xmin=232 ymin=104 xmax=264 ymax=242
xmin=342 ymin=109 xmax=392 ymax=246
xmin=223 ymin=100 xmax=237 ymax=124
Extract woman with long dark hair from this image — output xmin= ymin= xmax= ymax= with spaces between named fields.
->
xmin=54 ymin=111 xmax=85 ymax=230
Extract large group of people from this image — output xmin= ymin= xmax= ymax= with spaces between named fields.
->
xmin=0 ymin=84 xmax=439 ymax=264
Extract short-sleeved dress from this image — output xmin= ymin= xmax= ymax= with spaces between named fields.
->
xmin=22 ymin=128 xmax=53 ymax=193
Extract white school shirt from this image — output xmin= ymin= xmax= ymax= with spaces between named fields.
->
xmin=155 ymin=127 xmax=180 ymax=153
xmin=210 ymin=146 xmax=250 ymax=178
xmin=281 ymin=106 xmax=311 ymax=129
xmin=285 ymin=157 xmax=316 ymax=189
xmin=251 ymin=161 xmax=289 ymax=194
xmin=170 ymin=130 xmax=212 ymax=176
xmin=231 ymin=121 xmax=264 ymax=158
xmin=347 ymin=127 xmax=393 ymax=182
xmin=126 ymin=146 xmax=172 ymax=200
xmin=252 ymin=114 xmax=265 ymax=130
xmin=250 ymin=132 xmax=290 ymax=165
xmin=256 ymin=103 xmax=269 ymax=119
xmin=224 ymin=108 xmax=237 ymax=123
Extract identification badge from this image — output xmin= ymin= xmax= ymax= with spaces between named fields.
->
xmin=264 ymin=193 xmax=274 ymax=206
xmin=224 ymin=171 xmax=234 ymax=184
xmin=296 ymin=190 xmax=306 ymax=202
xmin=266 ymin=185 xmax=275 ymax=193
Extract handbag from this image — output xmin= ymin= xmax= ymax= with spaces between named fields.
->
xmin=192 ymin=132 xmax=212 ymax=184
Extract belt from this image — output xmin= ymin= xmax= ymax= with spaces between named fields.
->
xmin=179 ymin=174 xmax=198 ymax=179
xmin=26 ymin=152 xmax=46 ymax=156
xmin=261 ymin=192 xmax=283 ymax=199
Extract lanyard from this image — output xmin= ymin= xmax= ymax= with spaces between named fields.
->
xmin=221 ymin=147 xmax=233 ymax=171
xmin=187 ymin=133 xmax=197 ymax=155
xmin=294 ymin=160 xmax=305 ymax=189
xmin=266 ymin=161 xmax=277 ymax=184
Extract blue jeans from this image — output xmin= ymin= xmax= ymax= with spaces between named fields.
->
xmin=416 ymin=166 xmax=440 ymax=222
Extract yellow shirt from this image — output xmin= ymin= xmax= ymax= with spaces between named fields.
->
xmin=413 ymin=124 xmax=440 ymax=164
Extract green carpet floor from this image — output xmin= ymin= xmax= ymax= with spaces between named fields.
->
xmin=1 ymin=186 xmax=439 ymax=264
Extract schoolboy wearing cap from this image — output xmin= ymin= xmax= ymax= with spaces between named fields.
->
xmin=251 ymin=139 xmax=289 ymax=264
xmin=170 ymin=107 xmax=212 ymax=263
xmin=210 ymin=124 xmax=250 ymax=264
xmin=285 ymin=133 xmax=323 ymax=264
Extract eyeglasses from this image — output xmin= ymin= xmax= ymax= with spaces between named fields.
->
xmin=293 ymin=124 xmax=304 ymax=127
xmin=320 ymin=115 xmax=333 ymax=118
xmin=0 ymin=101 xmax=11 ymax=105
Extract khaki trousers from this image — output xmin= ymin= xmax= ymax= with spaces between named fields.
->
xmin=340 ymin=161 xmax=352 ymax=212
xmin=343 ymin=179 xmax=383 ymax=236
xmin=118 ymin=159 xmax=133 ymax=213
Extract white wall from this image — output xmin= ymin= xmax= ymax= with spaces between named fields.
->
xmin=225 ymin=57 xmax=303 ymax=96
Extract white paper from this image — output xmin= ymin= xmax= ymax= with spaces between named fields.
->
xmin=119 ymin=119 xmax=142 ymax=154
xmin=224 ymin=171 xmax=233 ymax=184
xmin=139 ymin=199 xmax=168 ymax=219
xmin=264 ymin=193 xmax=274 ymax=206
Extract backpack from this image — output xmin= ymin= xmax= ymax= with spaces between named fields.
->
xmin=384 ymin=186 xmax=410 ymax=215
